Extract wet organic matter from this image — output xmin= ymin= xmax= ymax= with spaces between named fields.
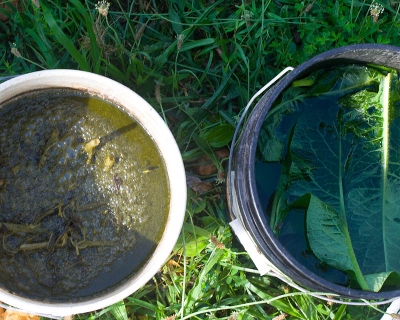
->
xmin=0 ymin=89 xmax=169 ymax=301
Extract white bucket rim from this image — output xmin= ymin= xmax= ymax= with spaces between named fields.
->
xmin=0 ymin=70 xmax=187 ymax=317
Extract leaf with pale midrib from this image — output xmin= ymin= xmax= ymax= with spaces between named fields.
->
xmin=288 ymin=72 xmax=400 ymax=291
xmin=258 ymin=66 xmax=382 ymax=163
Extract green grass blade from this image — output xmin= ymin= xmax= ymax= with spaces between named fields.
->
xmin=69 ymin=0 xmax=101 ymax=73
xmin=126 ymin=297 xmax=161 ymax=313
xmin=169 ymin=5 xmax=183 ymax=35
xmin=180 ymin=38 xmax=215 ymax=52
xmin=25 ymin=28 xmax=54 ymax=67
xmin=333 ymin=304 xmax=347 ymax=320
xmin=201 ymin=65 xmax=237 ymax=110
xmin=246 ymin=282 xmax=302 ymax=318
xmin=185 ymin=248 xmax=224 ymax=312
xmin=182 ymin=222 xmax=212 ymax=237
xmin=42 ymin=3 xmax=90 ymax=71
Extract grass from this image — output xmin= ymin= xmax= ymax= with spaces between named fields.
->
xmin=1 ymin=0 xmax=400 ymax=319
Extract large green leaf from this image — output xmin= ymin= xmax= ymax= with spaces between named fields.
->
xmin=288 ymin=72 xmax=400 ymax=291
xmin=306 ymin=195 xmax=367 ymax=288
xmin=365 ymin=271 xmax=400 ymax=292
xmin=258 ymin=66 xmax=383 ymax=163
xmin=258 ymin=86 xmax=306 ymax=162
xmin=201 ymin=123 xmax=235 ymax=148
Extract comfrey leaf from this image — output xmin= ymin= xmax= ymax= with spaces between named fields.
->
xmin=258 ymin=86 xmax=306 ymax=162
xmin=258 ymin=65 xmax=383 ymax=163
xmin=306 ymin=195 xmax=356 ymax=274
xmin=364 ymin=272 xmax=400 ymax=292
xmin=288 ymin=71 xmax=400 ymax=291
xmin=306 ymin=196 xmax=400 ymax=292
xmin=311 ymin=65 xmax=382 ymax=95
xmin=258 ymin=111 xmax=287 ymax=162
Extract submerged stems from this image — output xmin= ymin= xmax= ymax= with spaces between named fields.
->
xmin=270 ymin=177 xmax=285 ymax=234
xmin=20 ymin=241 xmax=116 ymax=251
xmin=0 ymin=222 xmax=45 ymax=233
xmin=269 ymin=134 xmax=292 ymax=235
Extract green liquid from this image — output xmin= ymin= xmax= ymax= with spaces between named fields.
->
xmin=0 ymin=89 xmax=169 ymax=301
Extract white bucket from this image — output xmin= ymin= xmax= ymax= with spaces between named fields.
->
xmin=0 ymin=70 xmax=187 ymax=317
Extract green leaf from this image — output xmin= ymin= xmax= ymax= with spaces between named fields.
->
xmin=109 ymin=301 xmax=128 ymax=320
xmin=333 ymin=304 xmax=347 ymax=320
xmin=267 ymin=12 xmax=286 ymax=23
xmin=126 ymin=297 xmax=160 ymax=312
xmin=311 ymin=65 xmax=383 ymax=96
xmin=193 ymin=133 xmax=215 ymax=158
xmin=257 ymin=105 xmax=290 ymax=162
xmin=181 ymin=148 xmax=203 ymax=162
xmin=259 ymin=87 xmax=310 ymax=163
xmin=155 ymin=41 xmax=177 ymax=70
xmin=183 ymin=236 xmax=208 ymax=257
xmin=201 ymin=65 xmax=237 ymax=110
xmin=234 ymin=42 xmax=249 ymax=69
xmin=288 ymin=71 xmax=400 ymax=291
xmin=364 ymin=271 xmax=400 ymax=292
xmin=271 ymin=190 xmax=308 ymax=235
xmin=25 ymin=28 xmax=54 ymax=68
xmin=173 ymin=231 xmax=209 ymax=257
xmin=246 ymin=282 xmax=303 ymax=318
xmin=306 ymin=195 xmax=363 ymax=285
xmin=258 ymin=66 xmax=384 ymax=163
xmin=200 ymin=124 xmax=234 ymax=148
xmin=182 ymin=222 xmax=211 ymax=237
xmin=169 ymin=6 xmax=183 ymax=35
xmin=185 ymin=248 xmax=224 ymax=312
xmin=292 ymin=78 xmax=314 ymax=87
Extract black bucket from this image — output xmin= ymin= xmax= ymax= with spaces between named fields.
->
xmin=228 ymin=43 xmax=400 ymax=301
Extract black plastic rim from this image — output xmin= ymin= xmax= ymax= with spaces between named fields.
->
xmin=233 ymin=44 xmax=400 ymax=299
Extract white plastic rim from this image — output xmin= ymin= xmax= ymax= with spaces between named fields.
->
xmin=0 ymin=70 xmax=187 ymax=317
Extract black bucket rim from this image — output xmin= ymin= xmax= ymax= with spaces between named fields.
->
xmin=233 ymin=43 xmax=400 ymax=300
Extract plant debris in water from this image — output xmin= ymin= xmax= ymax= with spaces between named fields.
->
xmin=0 ymin=89 xmax=169 ymax=301
xmin=256 ymin=64 xmax=400 ymax=292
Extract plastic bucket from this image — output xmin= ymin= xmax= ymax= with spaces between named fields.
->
xmin=227 ymin=44 xmax=400 ymax=302
xmin=0 ymin=70 xmax=186 ymax=317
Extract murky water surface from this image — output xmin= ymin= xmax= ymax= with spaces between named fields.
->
xmin=0 ymin=89 xmax=169 ymax=301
